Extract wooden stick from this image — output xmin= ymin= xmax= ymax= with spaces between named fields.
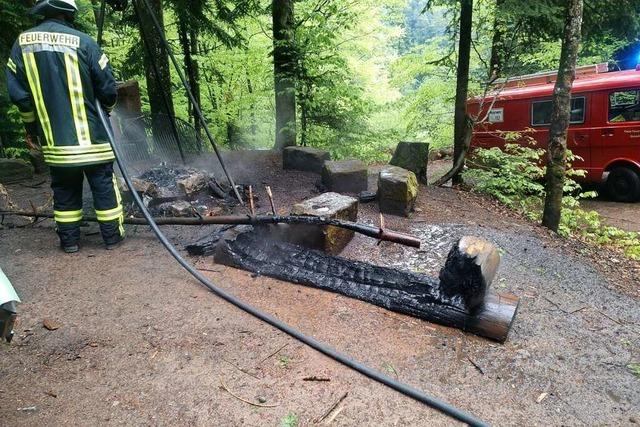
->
xmin=377 ymin=213 xmax=385 ymax=246
xmin=248 ymin=186 xmax=255 ymax=216
xmin=222 ymin=358 xmax=263 ymax=380
xmin=325 ymin=406 xmax=345 ymax=424
xmin=219 ymin=377 xmax=278 ymax=408
xmin=316 ymin=392 xmax=348 ymax=423
xmin=258 ymin=343 xmax=288 ymax=365
xmin=265 ymin=186 xmax=277 ymax=215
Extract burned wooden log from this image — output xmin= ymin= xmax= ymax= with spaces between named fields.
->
xmin=213 ymin=227 xmax=518 ymax=342
xmin=439 ymin=236 xmax=501 ymax=311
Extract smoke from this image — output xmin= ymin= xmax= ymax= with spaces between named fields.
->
xmin=111 ymin=105 xmax=275 ymax=184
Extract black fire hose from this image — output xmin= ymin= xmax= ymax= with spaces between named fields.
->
xmin=96 ymin=102 xmax=488 ymax=426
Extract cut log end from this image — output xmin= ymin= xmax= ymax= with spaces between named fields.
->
xmin=438 ymin=236 xmax=501 ymax=311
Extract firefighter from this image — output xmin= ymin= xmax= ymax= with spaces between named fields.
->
xmin=5 ymin=0 xmax=124 ymax=253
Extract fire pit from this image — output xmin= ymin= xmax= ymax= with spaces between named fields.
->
xmin=126 ymin=166 xmax=240 ymax=217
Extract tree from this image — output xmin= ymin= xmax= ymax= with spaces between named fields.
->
xmin=168 ymin=0 xmax=257 ymax=147
xmin=451 ymin=0 xmax=472 ymax=185
xmin=541 ymin=0 xmax=584 ymax=232
xmin=433 ymin=0 xmax=474 ymax=186
xmin=133 ymin=0 xmax=176 ymax=139
xmin=487 ymin=0 xmax=505 ymax=79
xmin=293 ymin=0 xmax=369 ymax=147
xmin=272 ymin=0 xmax=297 ymax=149
xmin=0 ymin=1 xmax=33 ymax=156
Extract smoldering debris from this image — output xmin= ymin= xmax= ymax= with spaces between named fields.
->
xmin=125 ymin=166 xmax=242 ymax=217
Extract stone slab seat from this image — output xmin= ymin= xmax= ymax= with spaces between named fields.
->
xmin=289 ymin=192 xmax=359 ymax=255
xmin=390 ymin=141 xmax=430 ymax=184
xmin=283 ymin=146 xmax=331 ymax=174
xmin=0 ymin=159 xmax=34 ymax=184
xmin=321 ymin=159 xmax=368 ymax=194
xmin=378 ymin=165 xmax=418 ymax=217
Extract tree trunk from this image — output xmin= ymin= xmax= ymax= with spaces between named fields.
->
xmin=452 ymin=0 xmax=473 ymax=185
xmin=541 ymin=0 xmax=584 ymax=232
xmin=178 ymin=21 xmax=203 ymax=151
xmin=246 ymin=72 xmax=258 ymax=137
xmin=136 ymin=0 xmax=175 ymax=137
xmin=488 ymin=0 xmax=505 ymax=80
xmin=301 ymin=101 xmax=308 ymax=146
xmin=272 ymin=0 xmax=297 ymax=150
xmin=89 ymin=0 xmax=101 ymax=28
xmin=189 ymin=29 xmax=203 ymax=150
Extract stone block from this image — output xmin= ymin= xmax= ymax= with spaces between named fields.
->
xmin=0 ymin=159 xmax=34 ymax=184
xmin=0 ymin=184 xmax=11 ymax=210
xmin=130 ymin=177 xmax=156 ymax=195
xmin=359 ymin=190 xmax=377 ymax=203
xmin=321 ymin=160 xmax=368 ymax=194
xmin=283 ymin=146 xmax=331 ymax=174
xmin=290 ymin=192 xmax=358 ymax=255
xmin=176 ymin=172 xmax=209 ymax=197
xmin=378 ymin=166 xmax=418 ymax=217
xmin=390 ymin=141 xmax=430 ymax=183
xmin=159 ymin=200 xmax=193 ymax=217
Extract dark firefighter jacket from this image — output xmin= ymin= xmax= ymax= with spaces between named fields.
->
xmin=5 ymin=18 xmax=117 ymax=167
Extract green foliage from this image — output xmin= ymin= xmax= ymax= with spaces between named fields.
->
xmin=277 ymin=354 xmax=291 ymax=369
xmin=4 ymin=147 xmax=30 ymax=161
xmin=628 ymin=363 xmax=640 ymax=378
xmin=464 ymin=142 xmax=545 ymax=209
xmin=3 ymin=0 xmax=640 ymax=165
xmin=464 ymin=142 xmax=640 ymax=260
xmin=0 ymin=1 xmax=34 ymax=154
xmin=280 ymin=412 xmax=299 ymax=427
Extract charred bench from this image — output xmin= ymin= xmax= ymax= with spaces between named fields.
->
xmin=208 ymin=227 xmax=519 ymax=342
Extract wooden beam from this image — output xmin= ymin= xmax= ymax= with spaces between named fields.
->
xmin=213 ymin=228 xmax=519 ymax=342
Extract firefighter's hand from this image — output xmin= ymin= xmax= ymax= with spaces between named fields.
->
xmin=25 ymin=134 xmax=40 ymax=152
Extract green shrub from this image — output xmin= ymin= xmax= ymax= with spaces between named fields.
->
xmin=4 ymin=147 xmax=30 ymax=162
xmin=463 ymin=142 xmax=640 ymax=260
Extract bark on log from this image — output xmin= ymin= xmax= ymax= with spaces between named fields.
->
xmin=213 ymin=228 xmax=518 ymax=342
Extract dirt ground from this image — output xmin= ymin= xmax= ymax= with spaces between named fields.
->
xmin=581 ymin=198 xmax=640 ymax=233
xmin=1 ymin=152 xmax=639 ymax=426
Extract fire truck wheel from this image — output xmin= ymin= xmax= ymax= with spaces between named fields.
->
xmin=606 ymin=167 xmax=640 ymax=203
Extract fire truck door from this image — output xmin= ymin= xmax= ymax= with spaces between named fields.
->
xmin=600 ymin=89 xmax=640 ymax=176
xmin=569 ymin=129 xmax=591 ymax=171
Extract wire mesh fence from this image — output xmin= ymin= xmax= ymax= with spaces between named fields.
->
xmin=115 ymin=113 xmax=205 ymax=166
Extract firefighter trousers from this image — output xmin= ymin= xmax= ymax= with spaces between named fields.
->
xmin=50 ymin=162 xmax=124 ymax=247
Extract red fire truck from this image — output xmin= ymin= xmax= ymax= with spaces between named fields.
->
xmin=468 ymin=64 xmax=640 ymax=202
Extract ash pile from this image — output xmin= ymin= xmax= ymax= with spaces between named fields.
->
xmin=126 ymin=167 xmax=240 ymax=217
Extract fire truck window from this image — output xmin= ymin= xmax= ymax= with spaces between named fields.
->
xmin=609 ymin=90 xmax=640 ymax=122
xmin=570 ymin=97 xmax=585 ymax=124
xmin=532 ymin=100 xmax=553 ymax=126
xmin=532 ymin=97 xmax=585 ymax=126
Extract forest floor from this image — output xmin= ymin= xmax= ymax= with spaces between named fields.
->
xmin=1 ymin=151 xmax=639 ymax=426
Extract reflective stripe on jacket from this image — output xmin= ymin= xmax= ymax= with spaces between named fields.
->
xmin=5 ymin=19 xmax=117 ymax=167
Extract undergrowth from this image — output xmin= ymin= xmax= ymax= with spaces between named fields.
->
xmin=463 ymin=139 xmax=640 ymax=260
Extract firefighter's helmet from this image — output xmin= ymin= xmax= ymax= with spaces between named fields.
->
xmin=30 ymin=0 xmax=78 ymax=18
